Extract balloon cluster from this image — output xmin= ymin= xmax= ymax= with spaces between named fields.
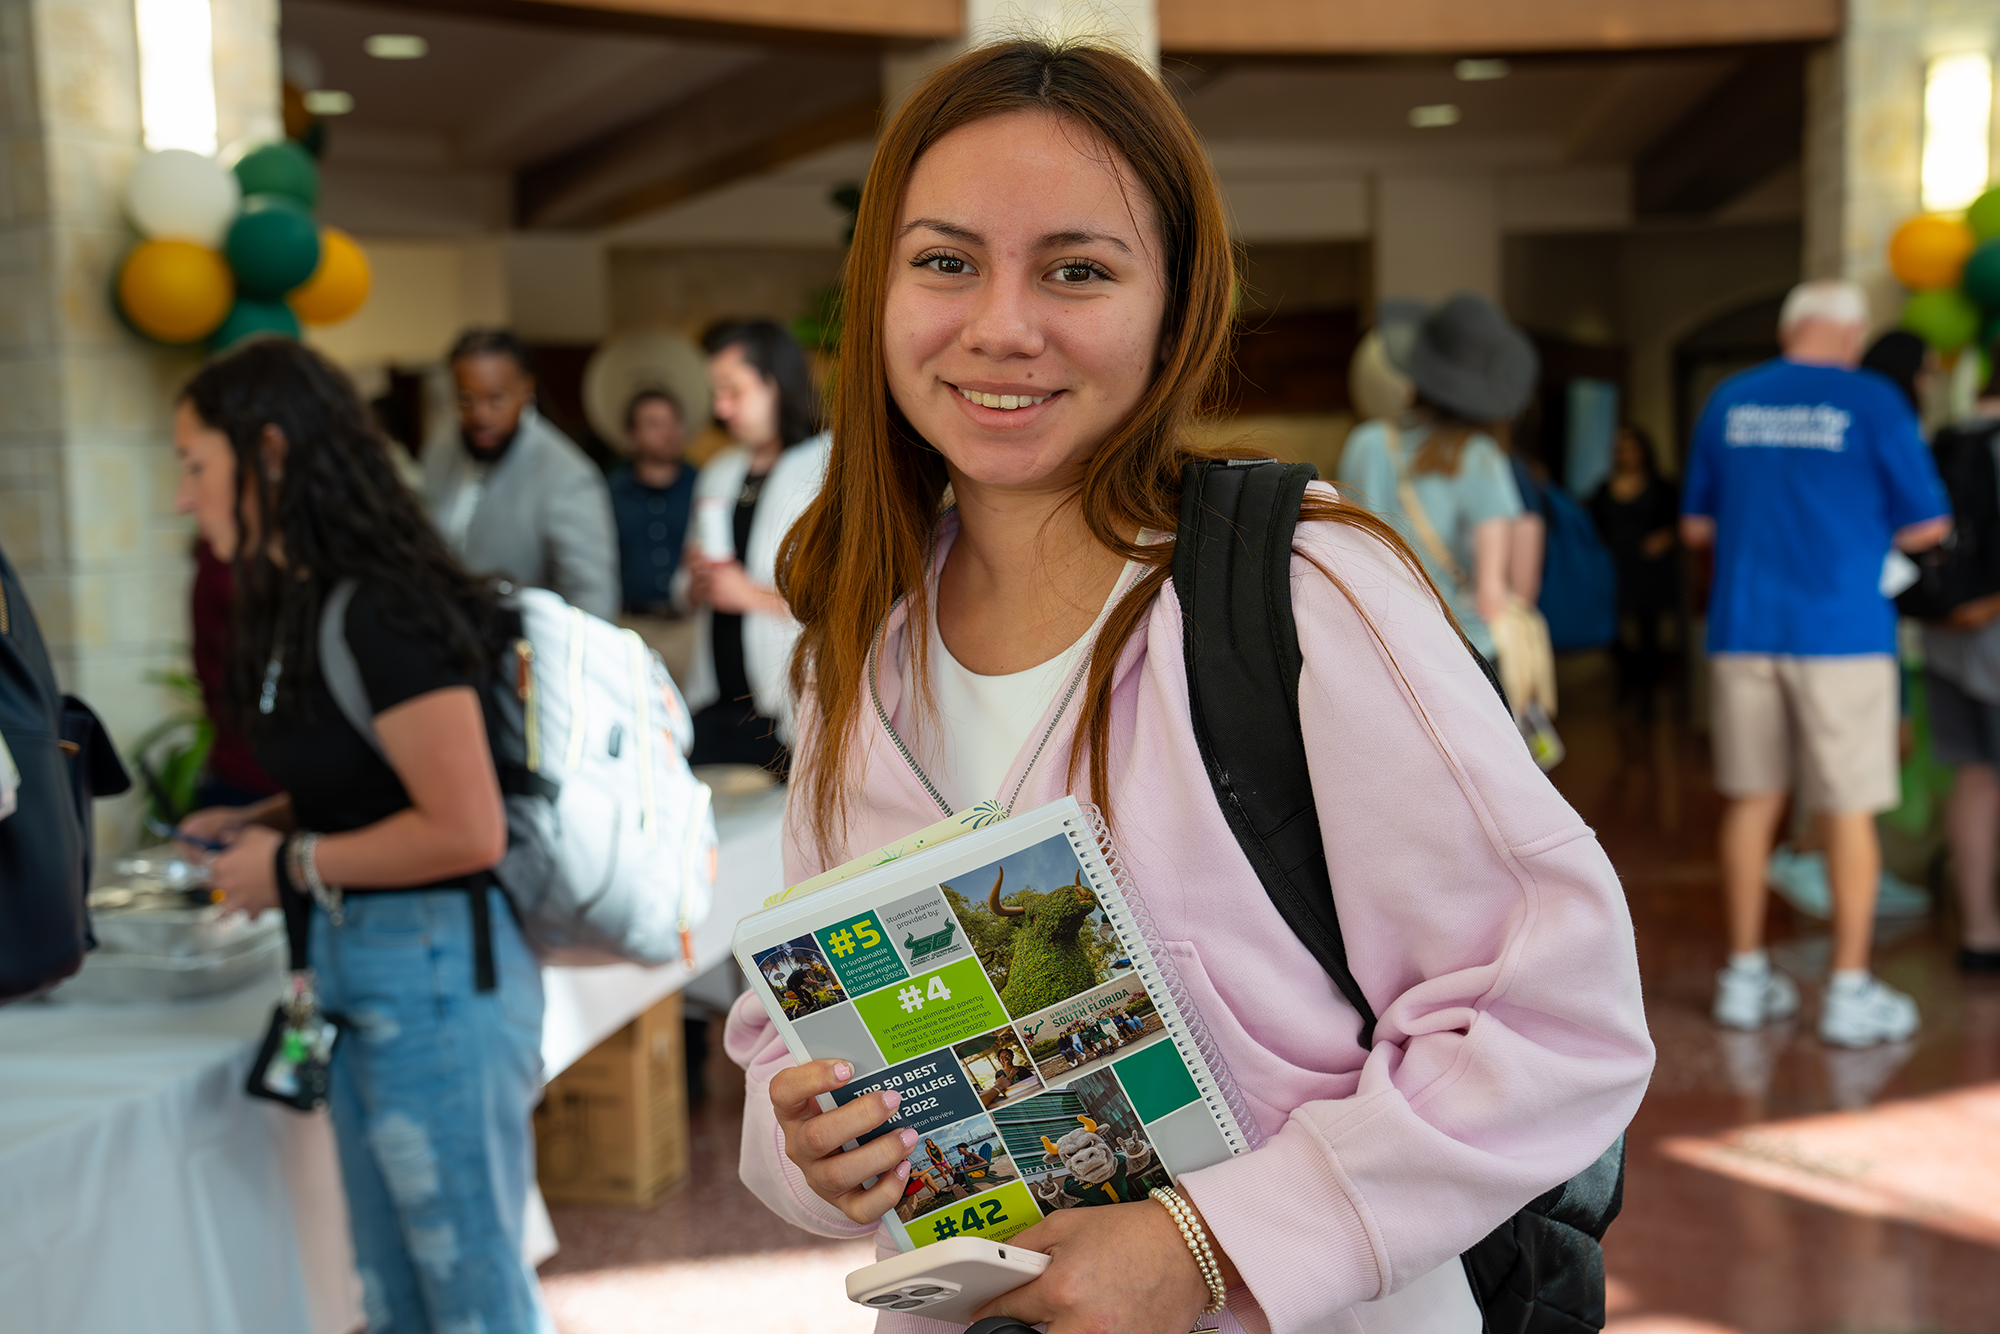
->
xmin=114 ymin=142 xmax=371 ymax=349
xmin=1889 ymin=189 xmax=2000 ymax=354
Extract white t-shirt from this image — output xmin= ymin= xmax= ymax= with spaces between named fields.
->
xmin=906 ymin=561 xmax=1137 ymax=813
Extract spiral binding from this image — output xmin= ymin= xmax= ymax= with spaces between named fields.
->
xmin=1069 ymin=803 xmax=1267 ymax=1154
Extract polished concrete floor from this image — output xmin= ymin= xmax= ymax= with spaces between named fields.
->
xmin=540 ymin=655 xmax=2000 ymax=1334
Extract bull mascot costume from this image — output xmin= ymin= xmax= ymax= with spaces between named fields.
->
xmin=1032 ymin=1115 xmax=1156 ymax=1209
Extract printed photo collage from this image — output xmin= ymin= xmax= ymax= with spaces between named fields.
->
xmin=750 ymin=834 xmax=1232 ymax=1249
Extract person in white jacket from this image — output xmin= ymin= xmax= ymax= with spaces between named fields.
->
xmin=675 ymin=320 xmax=830 ymax=769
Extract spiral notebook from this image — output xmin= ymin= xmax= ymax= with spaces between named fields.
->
xmin=733 ymin=796 xmax=1261 ymax=1252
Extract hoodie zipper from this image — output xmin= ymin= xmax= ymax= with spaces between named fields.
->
xmin=867 ymin=609 xmax=1094 ymax=820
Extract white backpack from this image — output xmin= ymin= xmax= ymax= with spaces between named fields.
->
xmin=320 ymin=580 xmax=717 ymax=967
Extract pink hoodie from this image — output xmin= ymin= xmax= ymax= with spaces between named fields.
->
xmin=725 ymin=499 xmax=1654 ymax=1334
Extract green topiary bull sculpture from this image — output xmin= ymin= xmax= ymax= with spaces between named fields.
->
xmin=979 ymin=866 xmax=1100 ymax=1015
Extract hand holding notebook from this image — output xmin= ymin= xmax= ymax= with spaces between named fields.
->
xmin=732 ymin=796 xmax=1260 ymax=1256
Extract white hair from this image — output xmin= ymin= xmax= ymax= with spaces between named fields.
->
xmin=1779 ymin=279 xmax=1869 ymax=333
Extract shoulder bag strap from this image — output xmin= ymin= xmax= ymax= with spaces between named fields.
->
xmin=1172 ymin=458 xmax=1380 ymax=1048
xmin=318 ymin=579 xmax=387 ymax=761
xmin=1381 ymin=423 xmax=1472 ymax=592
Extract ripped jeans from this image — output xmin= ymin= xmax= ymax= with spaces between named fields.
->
xmin=311 ymin=887 xmax=553 ymax=1334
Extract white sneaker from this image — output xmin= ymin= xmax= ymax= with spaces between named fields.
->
xmin=1713 ymin=963 xmax=1800 ymax=1030
xmin=1819 ymin=975 xmax=1920 ymax=1048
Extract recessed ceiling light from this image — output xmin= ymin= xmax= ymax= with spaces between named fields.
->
xmin=1455 ymin=58 xmax=1510 ymax=81
xmin=303 ymin=89 xmax=354 ymax=115
xmin=364 ymin=33 xmax=428 ymax=59
xmin=1409 ymin=103 xmax=1461 ymax=129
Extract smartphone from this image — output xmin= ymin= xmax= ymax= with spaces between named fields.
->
xmin=846 ymin=1236 xmax=1051 ymax=1324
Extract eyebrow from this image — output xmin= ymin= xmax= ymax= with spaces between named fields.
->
xmin=900 ymin=217 xmax=1134 ymax=255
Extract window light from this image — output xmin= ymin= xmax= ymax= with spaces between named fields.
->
xmin=135 ymin=0 xmax=217 ymax=154
xmin=1923 ymin=52 xmax=1992 ymax=212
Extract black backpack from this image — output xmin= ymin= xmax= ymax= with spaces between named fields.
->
xmin=0 ymin=540 xmax=131 ymax=1002
xmin=1171 ymin=458 xmax=1625 ymax=1334
xmin=1895 ymin=418 xmax=2000 ymax=621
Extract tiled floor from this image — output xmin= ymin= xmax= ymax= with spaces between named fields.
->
xmin=540 ymin=655 xmax=2000 ymax=1334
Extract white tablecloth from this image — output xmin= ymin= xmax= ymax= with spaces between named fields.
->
xmin=0 ymin=786 xmax=785 ymax=1334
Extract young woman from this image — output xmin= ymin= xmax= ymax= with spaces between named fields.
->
xmin=676 ymin=319 xmax=832 ymax=770
xmin=724 ymin=39 xmax=1652 ymax=1334
xmin=173 ymin=339 xmax=552 ymax=1334
xmin=1337 ymin=295 xmax=1536 ymax=668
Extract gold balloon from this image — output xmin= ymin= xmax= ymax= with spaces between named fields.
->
xmin=117 ymin=240 xmax=234 ymax=343
xmin=1888 ymin=214 xmax=1976 ymax=290
xmin=287 ymin=226 xmax=371 ymax=325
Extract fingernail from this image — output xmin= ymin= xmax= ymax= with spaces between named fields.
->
xmin=900 ymin=1129 xmax=918 ymax=1149
xmin=897 ymin=1160 xmax=911 ymax=1179
xmin=833 ymin=1062 xmax=853 ymax=1083
xmin=883 ymin=1089 xmax=902 ymax=1111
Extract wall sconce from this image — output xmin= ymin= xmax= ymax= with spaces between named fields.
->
xmin=135 ymin=0 xmax=217 ymax=154
xmin=1923 ymin=51 xmax=1992 ymax=212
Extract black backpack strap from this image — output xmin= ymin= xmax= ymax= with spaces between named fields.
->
xmin=1172 ymin=458 xmax=1380 ymax=1049
xmin=1174 ymin=458 xmax=1620 ymax=1333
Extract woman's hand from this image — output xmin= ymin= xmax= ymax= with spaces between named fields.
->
xmin=770 ymin=1058 xmax=921 ymax=1223
xmin=207 ymin=823 xmax=284 ymax=916
xmin=1640 ymin=528 xmax=1675 ymax=560
xmin=974 ymin=1199 xmax=1215 ymax=1334
xmin=176 ymin=804 xmax=252 ymax=851
xmin=684 ymin=556 xmax=717 ymax=609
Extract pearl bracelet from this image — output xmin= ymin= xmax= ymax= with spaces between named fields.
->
xmin=1151 ymin=1185 xmax=1227 ymax=1315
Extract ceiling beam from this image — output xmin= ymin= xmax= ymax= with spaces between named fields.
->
xmin=1635 ymin=46 xmax=1805 ymax=216
xmin=1155 ymin=0 xmax=1839 ymax=56
xmin=514 ymin=52 xmax=880 ymax=229
xmin=352 ymin=0 xmax=956 ymax=50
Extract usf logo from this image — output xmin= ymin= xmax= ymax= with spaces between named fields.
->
xmin=904 ymin=920 xmax=957 ymax=961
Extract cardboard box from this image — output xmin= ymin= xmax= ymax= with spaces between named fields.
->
xmin=534 ymin=991 xmax=690 ymax=1207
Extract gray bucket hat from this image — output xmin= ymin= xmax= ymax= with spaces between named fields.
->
xmin=1408 ymin=294 xmax=1539 ymax=422
xmin=1374 ymin=298 xmax=1430 ymax=375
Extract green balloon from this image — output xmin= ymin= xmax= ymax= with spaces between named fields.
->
xmin=1963 ymin=238 xmax=2000 ymax=309
xmin=225 ymin=195 xmax=321 ymax=297
xmin=208 ymin=296 xmax=300 ymax=350
xmin=1903 ymin=288 xmax=1981 ymax=352
xmin=1970 ymin=188 xmax=2000 ymax=242
xmin=232 ymin=141 xmax=320 ymax=208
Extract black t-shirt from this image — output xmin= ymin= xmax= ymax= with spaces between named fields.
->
xmin=251 ymin=581 xmax=483 ymax=888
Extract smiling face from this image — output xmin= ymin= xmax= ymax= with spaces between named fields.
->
xmin=173 ymin=400 xmax=247 ymax=560
xmin=883 ymin=109 xmax=1168 ymax=499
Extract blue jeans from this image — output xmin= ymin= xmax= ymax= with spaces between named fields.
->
xmin=311 ymin=888 xmax=553 ymax=1334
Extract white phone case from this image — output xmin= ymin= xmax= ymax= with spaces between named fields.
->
xmin=846 ymin=1236 xmax=1052 ymax=1324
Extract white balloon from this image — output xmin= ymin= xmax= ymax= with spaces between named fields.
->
xmin=125 ymin=149 xmax=242 ymax=246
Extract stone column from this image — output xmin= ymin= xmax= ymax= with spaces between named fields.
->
xmin=0 ymin=0 xmax=279 ymax=849
xmin=1804 ymin=1 xmax=2000 ymax=328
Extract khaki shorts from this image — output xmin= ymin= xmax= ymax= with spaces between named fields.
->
xmin=1710 ymin=654 xmax=1900 ymax=814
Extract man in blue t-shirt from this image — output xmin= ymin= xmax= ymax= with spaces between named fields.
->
xmin=1682 ymin=279 xmax=1950 ymax=1049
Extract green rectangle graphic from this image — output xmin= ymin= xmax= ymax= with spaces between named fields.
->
xmin=815 ymin=912 xmax=909 ymax=997
xmin=1111 ymin=1032 xmax=1201 ymax=1123
xmin=852 ymin=957 xmax=1009 ymax=1064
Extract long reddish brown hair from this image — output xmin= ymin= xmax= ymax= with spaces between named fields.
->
xmin=778 ymin=38 xmax=1445 ymax=858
